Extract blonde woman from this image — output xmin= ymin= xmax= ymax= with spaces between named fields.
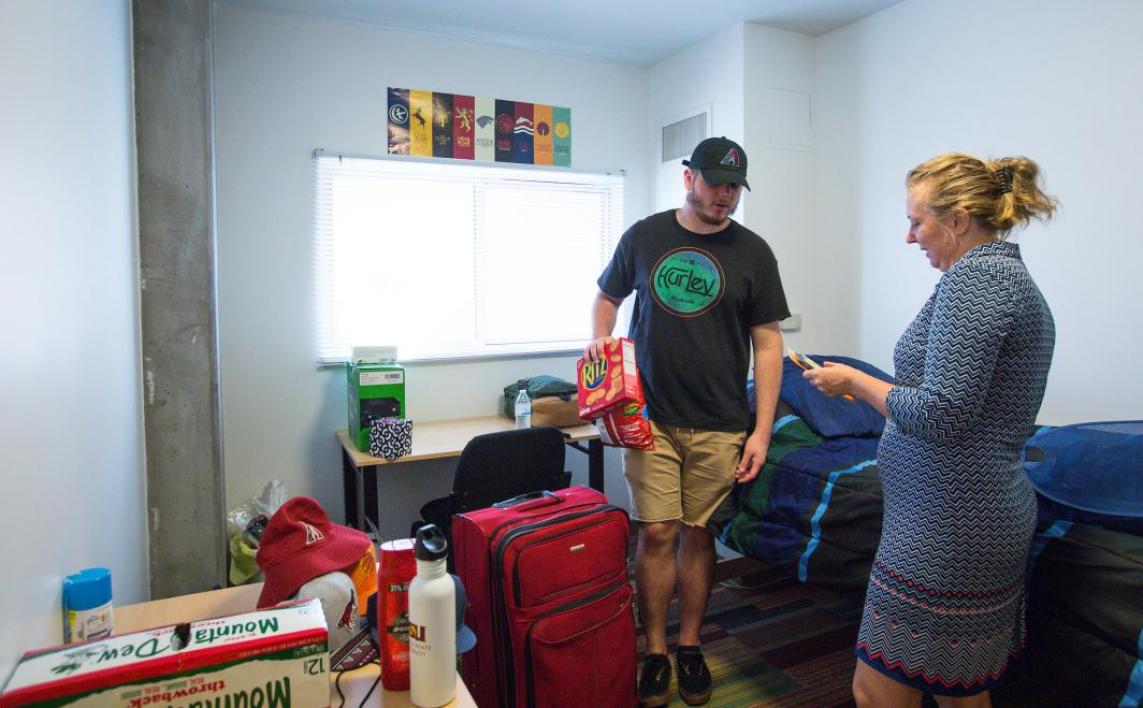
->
xmin=804 ymin=153 xmax=1057 ymax=707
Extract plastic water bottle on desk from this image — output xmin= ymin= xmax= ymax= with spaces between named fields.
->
xmin=514 ymin=382 xmax=532 ymax=429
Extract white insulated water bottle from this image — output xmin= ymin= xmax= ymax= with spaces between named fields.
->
xmin=514 ymin=382 xmax=532 ymax=429
xmin=409 ymin=524 xmax=456 ymax=707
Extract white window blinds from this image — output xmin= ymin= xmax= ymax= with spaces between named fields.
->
xmin=313 ymin=152 xmax=624 ymax=363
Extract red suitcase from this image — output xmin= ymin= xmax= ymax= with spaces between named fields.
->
xmin=454 ymin=486 xmax=636 ymax=708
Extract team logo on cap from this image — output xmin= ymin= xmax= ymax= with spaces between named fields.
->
xmin=303 ymin=522 xmax=325 ymax=546
xmin=651 ymin=247 xmax=724 ymax=317
xmin=719 ymin=148 xmax=741 ymax=168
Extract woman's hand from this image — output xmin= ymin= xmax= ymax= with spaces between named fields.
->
xmin=803 ymin=361 xmax=857 ymax=398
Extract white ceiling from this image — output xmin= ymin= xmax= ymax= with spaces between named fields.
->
xmin=225 ymin=0 xmax=904 ymax=66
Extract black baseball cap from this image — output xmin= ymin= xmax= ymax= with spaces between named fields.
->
xmin=682 ymin=136 xmax=750 ymax=191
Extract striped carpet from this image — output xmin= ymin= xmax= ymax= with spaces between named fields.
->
xmin=636 ymin=561 xmax=1061 ymax=707
xmin=636 ymin=564 xmax=862 ymax=707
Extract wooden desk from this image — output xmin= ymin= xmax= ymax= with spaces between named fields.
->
xmin=338 ymin=417 xmax=604 ymax=532
xmin=116 ymin=583 xmax=476 ymax=707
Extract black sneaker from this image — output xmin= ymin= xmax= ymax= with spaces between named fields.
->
xmin=638 ymin=653 xmax=672 ymax=707
xmin=676 ymin=646 xmax=712 ymax=706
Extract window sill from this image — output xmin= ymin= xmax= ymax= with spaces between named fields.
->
xmin=318 ymin=345 xmax=586 ymax=368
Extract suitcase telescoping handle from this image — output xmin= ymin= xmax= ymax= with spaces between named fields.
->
xmin=491 ymin=490 xmax=561 ymax=511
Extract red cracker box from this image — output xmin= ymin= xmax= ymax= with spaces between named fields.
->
xmin=0 ymin=599 xmax=328 ymax=707
xmin=576 ymin=337 xmax=643 ymax=420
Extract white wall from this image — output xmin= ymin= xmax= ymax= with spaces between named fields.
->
xmin=0 ymin=0 xmax=147 ymax=674
xmin=742 ymin=24 xmax=830 ymax=355
xmin=650 ymin=24 xmax=845 ymax=357
xmin=816 ymin=0 xmax=1143 ymax=423
xmin=650 ymin=23 xmax=745 ymax=216
xmin=213 ymin=3 xmax=650 ymax=537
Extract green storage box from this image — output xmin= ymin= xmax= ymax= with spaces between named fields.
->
xmin=348 ymin=357 xmax=406 ymax=452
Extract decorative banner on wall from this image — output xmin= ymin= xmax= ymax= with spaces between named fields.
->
xmin=513 ymin=102 xmax=533 ymax=164
xmin=533 ymin=104 xmax=553 ymax=166
xmin=494 ymin=99 xmax=513 ymax=163
xmin=387 ymin=88 xmax=410 ymax=155
xmin=552 ymin=106 xmax=572 ymax=167
xmin=474 ymin=97 xmax=495 ymax=161
xmin=431 ymin=92 xmax=453 ymax=158
xmin=409 ymin=90 xmax=432 ymax=157
xmin=453 ymin=94 xmax=474 ymax=160
xmin=388 ymin=87 xmax=570 ymax=166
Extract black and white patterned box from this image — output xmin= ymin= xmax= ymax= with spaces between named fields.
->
xmin=368 ymin=417 xmax=413 ymax=460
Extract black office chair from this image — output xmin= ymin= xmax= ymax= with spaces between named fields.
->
xmin=412 ymin=426 xmax=571 ymax=546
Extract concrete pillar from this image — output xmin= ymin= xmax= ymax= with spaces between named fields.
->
xmin=133 ymin=0 xmax=226 ymax=597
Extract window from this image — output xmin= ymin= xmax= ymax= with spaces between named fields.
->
xmin=313 ymin=151 xmax=624 ymax=363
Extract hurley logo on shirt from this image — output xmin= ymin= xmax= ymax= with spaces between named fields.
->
xmin=651 ymin=247 xmax=724 ymax=316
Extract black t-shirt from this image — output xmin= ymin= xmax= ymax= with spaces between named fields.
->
xmin=597 ymin=210 xmax=789 ymax=431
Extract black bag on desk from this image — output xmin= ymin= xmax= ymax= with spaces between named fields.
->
xmin=501 ymin=375 xmax=582 ymax=427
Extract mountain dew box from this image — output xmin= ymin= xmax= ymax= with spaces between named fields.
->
xmin=0 ymin=599 xmax=328 ymax=707
xmin=347 ymin=346 xmax=406 ymax=452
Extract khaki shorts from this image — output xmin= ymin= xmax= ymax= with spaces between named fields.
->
xmin=622 ymin=420 xmax=746 ymax=527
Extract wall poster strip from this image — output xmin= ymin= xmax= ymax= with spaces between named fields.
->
xmin=431 ymin=92 xmax=454 ymax=158
xmin=387 ymin=88 xmax=571 ymax=167
xmin=408 ymin=89 xmax=432 ymax=157
xmin=533 ymin=104 xmax=553 ymax=166
xmin=474 ymin=96 xmax=495 ymax=162
xmin=387 ymin=87 xmax=410 ymax=155
xmin=494 ymin=99 xmax=515 ymax=163
xmin=453 ymin=94 xmax=475 ymax=160
xmin=512 ymin=101 xmax=534 ymax=164
xmin=552 ymin=106 xmax=571 ymax=167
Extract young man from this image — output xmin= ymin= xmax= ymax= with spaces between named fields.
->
xmin=585 ymin=137 xmax=788 ymax=706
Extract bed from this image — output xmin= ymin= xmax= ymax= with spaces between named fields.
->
xmin=715 ymin=355 xmax=889 ymax=588
xmin=711 ymin=356 xmax=1143 ymax=703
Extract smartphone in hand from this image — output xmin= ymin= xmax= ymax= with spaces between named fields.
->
xmin=787 ymin=349 xmax=855 ymax=402
xmin=787 ymin=349 xmax=821 ymax=371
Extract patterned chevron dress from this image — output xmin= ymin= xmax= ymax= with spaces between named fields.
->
xmin=856 ymin=241 xmax=1054 ymax=695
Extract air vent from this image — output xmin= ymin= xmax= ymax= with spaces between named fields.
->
xmin=661 ymin=112 xmax=707 ymax=163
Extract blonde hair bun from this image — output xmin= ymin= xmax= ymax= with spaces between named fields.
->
xmin=907 ymin=152 xmax=1057 ymax=237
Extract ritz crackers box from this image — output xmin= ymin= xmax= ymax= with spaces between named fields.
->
xmin=576 ymin=337 xmax=643 ymax=420
xmin=0 ymin=599 xmax=328 ymax=708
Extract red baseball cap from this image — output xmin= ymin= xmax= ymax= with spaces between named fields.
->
xmin=255 ymin=496 xmax=372 ymax=608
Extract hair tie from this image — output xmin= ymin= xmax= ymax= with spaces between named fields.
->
xmin=996 ymin=166 xmax=1014 ymax=195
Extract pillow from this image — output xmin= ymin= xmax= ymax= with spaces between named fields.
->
xmin=777 ymin=354 xmax=892 ymax=438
